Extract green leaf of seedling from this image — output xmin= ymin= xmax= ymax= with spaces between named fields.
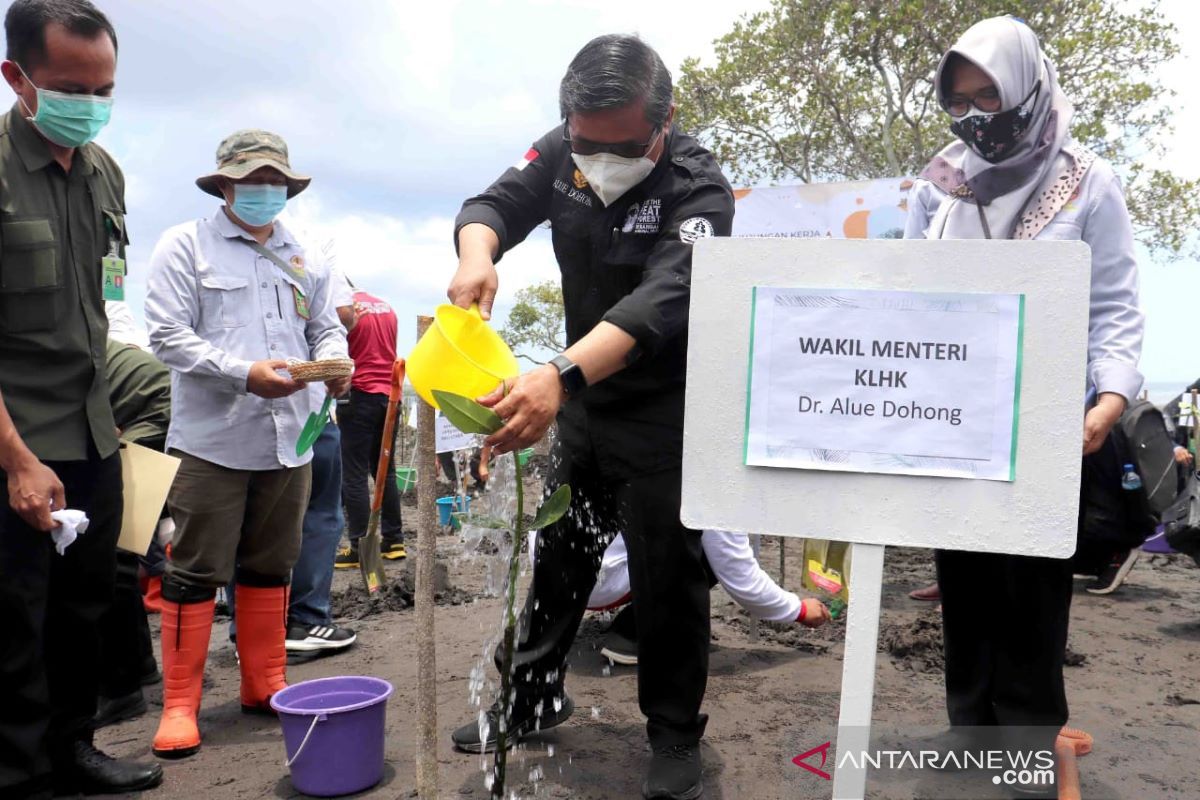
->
xmin=530 ymin=484 xmax=571 ymax=530
xmin=432 ymin=390 xmax=503 ymax=435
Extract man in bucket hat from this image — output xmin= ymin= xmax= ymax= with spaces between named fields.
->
xmin=144 ymin=129 xmax=350 ymax=758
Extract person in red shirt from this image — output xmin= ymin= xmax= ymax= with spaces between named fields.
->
xmin=335 ymin=288 xmax=405 ymax=567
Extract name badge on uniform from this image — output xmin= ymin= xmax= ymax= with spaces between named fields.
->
xmin=293 ymin=285 xmax=310 ymax=320
xmin=102 ymin=255 xmax=125 ymax=302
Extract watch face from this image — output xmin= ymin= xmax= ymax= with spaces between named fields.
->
xmin=555 ymin=357 xmax=585 ymax=396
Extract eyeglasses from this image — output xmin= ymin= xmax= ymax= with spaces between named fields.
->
xmin=942 ymin=81 xmax=1039 ymax=119
xmin=562 ymin=126 xmax=664 ymax=158
xmin=942 ymin=87 xmax=1002 ymax=118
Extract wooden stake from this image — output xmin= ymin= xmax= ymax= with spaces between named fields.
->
xmin=414 ymin=315 xmax=439 ymax=798
xmin=779 ymin=536 xmax=786 ymax=587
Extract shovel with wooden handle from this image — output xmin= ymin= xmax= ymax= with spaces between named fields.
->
xmin=360 ymin=359 xmax=405 ymax=594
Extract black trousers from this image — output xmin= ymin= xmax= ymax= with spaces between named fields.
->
xmin=935 ymin=549 xmax=1073 ymax=751
xmin=339 ymin=390 xmax=402 ymax=542
xmin=97 ymin=550 xmax=155 ymax=699
xmin=0 ymin=453 xmax=122 ymax=798
xmin=503 ymin=450 xmax=711 ymax=748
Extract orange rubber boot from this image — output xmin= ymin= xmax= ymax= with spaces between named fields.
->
xmin=142 ymin=575 xmax=164 ymax=615
xmin=152 ymin=597 xmax=215 ymax=758
xmin=235 ymin=585 xmax=289 ymax=713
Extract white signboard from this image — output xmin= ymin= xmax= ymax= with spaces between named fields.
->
xmin=745 ymin=287 xmax=1023 ymax=481
xmin=681 ymin=238 xmax=1090 ymax=558
xmin=435 ymin=411 xmax=475 ymax=454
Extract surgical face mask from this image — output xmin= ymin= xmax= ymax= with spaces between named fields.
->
xmin=16 ymin=64 xmax=113 ymax=148
xmin=571 ymin=133 xmax=660 ymax=207
xmin=949 ymin=82 xmax=1040 ymax=163
xmin=230 ymin=183 xmax=288 ymax=226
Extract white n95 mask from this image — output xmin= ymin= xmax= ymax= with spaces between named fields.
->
xmin=571 ymin=152 xmax=656 ymax=207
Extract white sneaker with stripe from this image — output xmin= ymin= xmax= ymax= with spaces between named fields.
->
xmin=285 ymin=623 xmax=357 ymax=652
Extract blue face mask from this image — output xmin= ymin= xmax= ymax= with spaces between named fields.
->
xmin=230 ymin=183 xmax=288 ymax=227
xmin=17 ymin=64 xmax=113 ymax=148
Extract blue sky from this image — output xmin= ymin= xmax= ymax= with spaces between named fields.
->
xmin=9 ymin=0 xmax=1197 ymax=388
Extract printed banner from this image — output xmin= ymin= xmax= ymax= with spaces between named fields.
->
xmin=732 ymin=178 xmax=913 ymax=239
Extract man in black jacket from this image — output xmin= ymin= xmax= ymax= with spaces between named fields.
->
xmin=445 ymin=34 xmax=734 ymax=800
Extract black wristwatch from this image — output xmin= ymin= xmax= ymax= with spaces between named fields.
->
xmin=550 ymin=354 xmax=587 ymax=398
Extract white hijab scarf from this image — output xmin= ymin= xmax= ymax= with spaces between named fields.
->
xmin=921 ymin=16 xmax=1075 ymax=240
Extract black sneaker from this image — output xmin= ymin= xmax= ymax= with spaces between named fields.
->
xmin=601 ymin=606 xmax=638 ymax=665
xmin=601 ymin=630 xmax=638 ymax=666
xmin=334 ymin=543 xmax=360 ymax=569
xmin=381 ymin=539 xmax=407 ymax=560
xmin=450 ymin=694 xmax=574 ymax=753
xmin=643 ymin=743 xmax=703 ymax=800
xmin=93 ymin=690 xmax=148 ymax=729
xmin=1086 ymin=549 xmax=1139 ymax=595
xmin=285 ymin=622 xmax=357 ymax=653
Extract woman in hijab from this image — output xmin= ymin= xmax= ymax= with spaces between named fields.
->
xmin=905 ymin=14 xmax=1143 ymax=782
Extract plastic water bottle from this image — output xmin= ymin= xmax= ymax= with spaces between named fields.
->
xmin=1121 ymin=463 xmax=1142 ymax=491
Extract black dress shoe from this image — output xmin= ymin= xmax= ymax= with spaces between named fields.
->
xmin=643 ymin=743 xmax=703 ymax=799
xmin=93 ymin=690 xmax=149 ymax=729
xmin=57 ymin=740 xmax=163 ymax=795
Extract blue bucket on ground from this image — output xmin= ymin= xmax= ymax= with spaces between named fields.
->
xmin=436 ymin=495 xmax=470 ymax=526
xmin=271 ymin=676 xmax=394 ymax=797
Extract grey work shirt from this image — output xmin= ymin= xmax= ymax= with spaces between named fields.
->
xmin=0 ymin=104 xmax=126 ymax=462
xmin=905 ymin=156 xmax=1144 ymax=402
xmin=144 ymin=209 xmax=348 ymax=471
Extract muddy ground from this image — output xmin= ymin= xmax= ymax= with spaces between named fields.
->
xmin=97 ymin=474 xmax=1200 ymax=800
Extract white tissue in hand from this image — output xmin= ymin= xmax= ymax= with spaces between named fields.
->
xmin=50 ymin=509 xmax=89 ymax=555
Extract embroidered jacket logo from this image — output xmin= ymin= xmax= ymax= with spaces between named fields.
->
xmin=679 ymin=216 xmax=714 ymax=243
xmin=553 ymin=178 xmax=593 ymax=207
xmin=572 ymin=169 xmax=589 ymax=190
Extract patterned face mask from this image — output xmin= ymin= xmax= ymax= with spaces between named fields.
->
xmin=949 ymin=82 xmax=1041 ymax=163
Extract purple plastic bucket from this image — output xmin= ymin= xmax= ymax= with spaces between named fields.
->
xmin=271 ymin=676 xmax=393 ymax=797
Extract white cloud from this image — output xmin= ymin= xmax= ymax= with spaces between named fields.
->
xmin=13 ymin=0 xmax=1196 ymax=385
xmin=279 ymin=190 xmax=558 ymax=354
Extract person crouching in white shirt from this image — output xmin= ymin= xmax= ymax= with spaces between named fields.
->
xmin=530 ymin=529 xmax=832 ymax=665
xmin=143 ymin=130 xmax=350 ymax=759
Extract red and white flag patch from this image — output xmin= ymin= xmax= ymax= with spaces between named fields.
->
xmin=514 ymin=147 xmax=539 ymax=171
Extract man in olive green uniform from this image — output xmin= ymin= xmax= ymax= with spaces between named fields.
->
xmin=0 ymin=2 xmax=161 ymax=796
xmin=93 ymin=338 xmax=171 ymax=729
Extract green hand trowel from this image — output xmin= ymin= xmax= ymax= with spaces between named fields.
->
xmin=296 ymin=395 xmax=333 ymax=456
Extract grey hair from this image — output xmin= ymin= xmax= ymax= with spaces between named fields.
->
xmin=559 ymin=34 xmax=673 ymax=127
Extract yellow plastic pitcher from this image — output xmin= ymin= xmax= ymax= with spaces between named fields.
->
xmin=407 ymin=304 xmax=519 ymax=409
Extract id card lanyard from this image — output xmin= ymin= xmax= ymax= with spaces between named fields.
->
xmin=101 ymin=217 xmax=125 ymax=302
xmin=240 ymin=238 xmax=311 ymax=320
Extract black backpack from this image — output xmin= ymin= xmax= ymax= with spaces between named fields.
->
xmin=1118 ymin=400 xmax=1179 ymax=517
xmin=1164 ymin=472 xmax=1200 ymax=565
xmin=1074 ymin=402 xmax=1169 ymax=573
